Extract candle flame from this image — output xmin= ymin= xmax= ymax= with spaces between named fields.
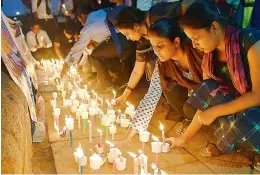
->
xmin=97 ymin=129 xmax=102 ymax=133
xmin=152 ymin=135 xmax=159 ymax=142
xmin=138 ymin=150 xmax=143 ymax=155
xmin=62 ymin=4 xmax=66 ymax=8
xmin=74 ymin=143 xmax=84 ymax=158
xmin=106 ymin=99 xmax=110 ymax=105
xmin=151 ymin=163 xmax=157 ymax=170
xmin=112 ymin=90 xmax=116 ymax=98
xmin=159 ymin=121 xmax=164 ymax=131
xmin=128 ymin=152 xmax=137 ymax=158
xmin=88 ymin=120 xmax=91 ymax=124
xmin=126 ymin=101 xmax=130 ymax=107
xmin=118 ymin=109 xmax=121 ymax=113
xmin=106 ymin=140 xmax=115 ymax=148
xmin=161 ymin=170 xmax=167 ymax=175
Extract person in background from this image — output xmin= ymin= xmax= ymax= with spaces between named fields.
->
xmin=54 ymin=27 xmax=75 ymax=60
xmin=31 ymin=0 xmax=59 ymax=40
xmin=60 ymin=3 xmax=111 ymax=76
xmin=26 ymin=20 xmax=55 ymax=60
xmin=56 ymin=0 xmax=74 ymax=30
xmin=166 ymin=0 xmax=260 ymax=166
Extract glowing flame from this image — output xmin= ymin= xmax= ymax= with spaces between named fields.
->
xmin=152 ymin=135 xmax=159 ymax=142
xmin=161 ymin=170 xmax=167 ymax=175
xmin=128 ymin=152 xmax=137 ymax=158
xmin=151 ymin=163 xmax=157 ymax=170
xmin=74 ymin=143 xmax=84 ymax=158
xmin=159 ymin=121 xmax=164 ymax=131
xmin=126 ymin=101 xmax=130 ymax=107
xmin=112 ymin=90 xmax=116 ymax=98
xmin=88 ymin=120 xmax=91 ymax=124
xmin=97 ymin=129 xmax=102 ymax=133
xmin=106 ymin=140 xmax=115 ymax=148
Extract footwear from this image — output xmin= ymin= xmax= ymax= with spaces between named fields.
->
xmin=175 ymin=120 xmax=190 ymax=136
xmin=200 ymin=142 xmax=222 ymax=157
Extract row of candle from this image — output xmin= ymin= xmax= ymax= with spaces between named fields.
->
xmin=46 ymin=63 xmax=170 ymax=174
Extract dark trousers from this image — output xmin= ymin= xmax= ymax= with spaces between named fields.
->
xmin=90 ymin=33 xmax=136 ymax=88
xmin=38 ymin=18 xmax=60 ymax=41
xmin=164 ymin=84 xmax=197 ymax=120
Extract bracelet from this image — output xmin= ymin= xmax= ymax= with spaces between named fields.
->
xmin=126 ymin=85 xmax=134 ymax=91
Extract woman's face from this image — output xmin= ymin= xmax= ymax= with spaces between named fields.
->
xmin=149 ymin=32 xmax=177 ymax=62
xmin=118 ymin=25 xmax=142 ymax=41
xmin=183 ymin=24 xmax=220 ymax=53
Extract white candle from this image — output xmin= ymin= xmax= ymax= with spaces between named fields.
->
xmin=125 ymin=101 xmax=135 ymax=118
xmin=62 ymin=90 xmax=66 ymax=100
xmin=76 ymin=108 xmax=82 ymax=129
xmin=115 ymin=156 xmax=126 ymax=171
xmin=81 ymin=111 xmax=88 ymax=119
xmin=65 ymin=116 xmax=74 ymax=130
xmin=53 ymin=108 xmax=61 ymax=116
xmin=73 ymin=144 xmax=88 ymax=172
xmin=138 ymin=151 xmax=148 ymax=174
xmin=159 ymin=122 xmax=165 ymax=143
xmin=139 ymin=130 xmax=150 ymax=143
xmin=88 ymin=120 xmax=92 ymax=143
xmin=151 ymin=135 xmax=162 ymax=153
xmin=97 ymin=129 xmax=103 ymax=143
xmin=120 ymin=118 xmax=130 ymax=128
xmin=50 ymin=100 xmax=56 ymax=109
xmin=128 ymin=152 xmax=138 ymax=175
xmin=109 ymin=124 xmax=117 ymax=140
xmin=89 ymin=153 xmax=102 ymax=170
xmin=52 ymin=92 xmax=58 ymax=100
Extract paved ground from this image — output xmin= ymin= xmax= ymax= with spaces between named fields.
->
xmin=32 ymin=70 xmax=260 ymax=174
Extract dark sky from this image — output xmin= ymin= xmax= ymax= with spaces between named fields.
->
xmin=2 ymin=0 xmax=59 ymax=16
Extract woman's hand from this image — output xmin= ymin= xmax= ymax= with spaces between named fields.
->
xmin=165 ymin=137 xmax=186 ymax=150
xmin=197 ymin=108 xmax=219 ymax=126
xmin=115 ymin=94 xmax=128 ymax=106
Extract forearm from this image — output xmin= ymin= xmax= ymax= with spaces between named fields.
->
xmin=181 ymin=110 xmax=203 ymax=142
xmin=123 ymin=70 xmax=145 ymax=98
xmin=213 ymin=91 xmax=260 ymax=117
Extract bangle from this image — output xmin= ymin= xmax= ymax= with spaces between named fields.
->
xmin=126 ymin=85 xmax=134 ymax=91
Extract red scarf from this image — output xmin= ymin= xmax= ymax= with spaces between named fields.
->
xmin=202 ymin=25 xmax=248 ymax=94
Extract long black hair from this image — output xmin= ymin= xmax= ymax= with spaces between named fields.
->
xmin=149 ymin=18 xmax=187 ymax=45
xmin=115 ymin=6 xmax=146 ymax=29
xmin=179 ymin=0 xmax=230 ymax=30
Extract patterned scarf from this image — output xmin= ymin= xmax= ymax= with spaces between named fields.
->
xmin=202 ymin=25 xmax=248 ymax=94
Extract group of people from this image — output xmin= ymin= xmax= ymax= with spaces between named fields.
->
xmin=59 ymin=0 xmax=260 ymax=169
xmin=2 ymin=0 xmax=260 ymax=170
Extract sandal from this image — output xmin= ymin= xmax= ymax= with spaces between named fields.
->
xmin=200 ymin=142 xmax=222 ymax=157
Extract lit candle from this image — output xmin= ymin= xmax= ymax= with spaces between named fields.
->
xmin=61 ymin=90 xmax=66 ymax=100
xmin=101 ymin=115 xmax=111 ymax=139
xmin=50 ymin=100 xmax=56 ymax=109
xmin=115 ymin=156 xmax=126 ymax=171
xmin=76 ymin=108 xmax=82 ymax=129
xmin=89 ymin=153 xmax=102 ymax=172
xmin=109 ymin=124 xmax=117 ymax=140
xmin=159 ymin=122 xmax=165 ymax=143
xmin=40 ymin=36 xmax=44 ymax=47
xmin=88 ymin=120 xmax=92 ymax=143
xmin=52 ymin=92 xmax=58 ymax=100
xmin=111 ymin=90 xmax=116 ymax=105
xmin=151 ymin=135 xmax=162 ymax=167
xmin=137 ymin=150 xmax=148 ymax=174
xmin=65 ymin=116 xmax=74 ymax=146
xmin=82 ymin=111 xmax=88 ymax=134
xmin=106 ymin=99 xmax=111 ymax=110
xmin=97 ymin=129 xmax=103 ymax=143
xmin=125 ymin=101 xmax=135 ymax=119
xmin=73 ymin=144 xmax=88 ymax=174
xmin=128 ymin=152 xmax=139 ymax=175
xmin=139 ymin=130 xmax=150 ymax=152
xmin=151 ymin=163 xmax=159 ymax=175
